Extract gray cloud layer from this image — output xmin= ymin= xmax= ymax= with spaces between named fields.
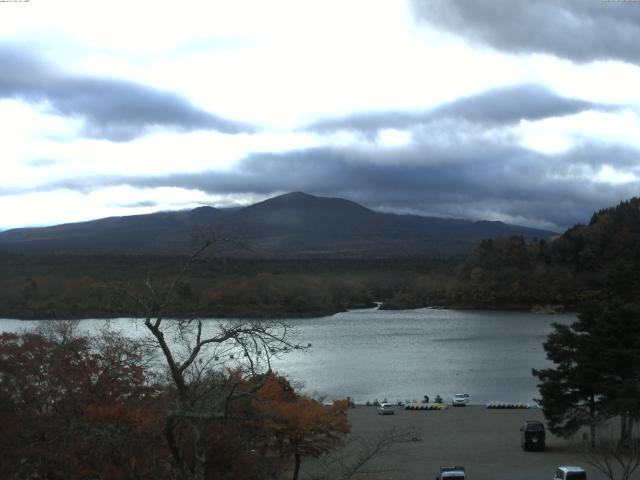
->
xmin=410 ymin=0 xmax=640 ymax=64
xmin=0 ymin=45 xmax=250 ymax=141
xmin=30 ymin=137 xmax=640 ymax=231
xmin=308 ymin=84 xmax=608 ymax=133
xmin=5 ymin=42 xmax=636 ymax=230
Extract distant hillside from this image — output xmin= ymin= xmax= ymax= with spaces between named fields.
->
xmin=0 ymin=192 xmax=556 ymax=257
xmin=449 ymin=197 xmax=640 ymax=309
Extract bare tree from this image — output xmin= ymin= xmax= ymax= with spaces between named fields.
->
xmin=308 ymin=427 xmax=415 ymax=480
xmin=585 ymin=435 xmax=640 ymax=480
xmin=119 ymin=242 xmax=303 ymax=480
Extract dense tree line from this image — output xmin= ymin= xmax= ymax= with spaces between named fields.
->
xmin=0 ymin=253 xmax=458 ymax=319
xmin=531 ymin=198 xmax=640 ymax=460
xmin=454 ymin=197 xmax=640 ymax=309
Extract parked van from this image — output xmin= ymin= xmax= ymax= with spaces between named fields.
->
xmin=520 ymin=420 xmax=546 ymax=451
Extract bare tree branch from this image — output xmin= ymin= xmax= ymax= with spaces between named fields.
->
xmin=308 ymin=427 xmax=415 ymax=480
xmin=116 ymin=240 xmax=303 ymax=480
xmin=585 ymin=436 xmax=640 ymax=480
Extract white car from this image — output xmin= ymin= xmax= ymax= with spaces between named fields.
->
xmin=437 ymin=466 xmax=466 ymax=480
xmin=452 ymin=393 xmax=470 ymax=406
xmin=377 ymin=403 xmax=394 ymax=415
xmin=553 ymin=466 xmax=586 ymax=480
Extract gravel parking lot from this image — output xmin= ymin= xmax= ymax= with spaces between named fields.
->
xmin=305 ymin=405 xmax=624 ymax=480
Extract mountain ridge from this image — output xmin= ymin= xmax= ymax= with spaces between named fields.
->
xmin=0 ymin=192 xmax=557 ymax=257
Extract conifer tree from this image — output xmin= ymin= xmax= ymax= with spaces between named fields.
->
xmin=534 ymin=300 xmax=640 ymax=446
xmin=533 ymin=317 xmax=605 ymax=446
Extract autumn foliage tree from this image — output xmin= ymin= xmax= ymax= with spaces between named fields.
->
xmin=0 ymin=325 xmax=353 ymax=480
xmin=0 ymin=325 xmax=165 ymax=479
xmin=252 ymin=375 xmax=350 ymax=480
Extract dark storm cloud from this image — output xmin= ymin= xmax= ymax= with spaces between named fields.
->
xmin=430 ymin=85 xmax=606 ymax=125
xmin=0 ymin=45 xmax=250 ymax=141
xmin=410 ymin=0 xmax=640 ymax=64
xmin=203 ymin=145 xmax=640 ymax=229
xmin=29 ymin=138 xmax=640 ymax=231
xmin=308 ymin=84 xmax=609 ymax=133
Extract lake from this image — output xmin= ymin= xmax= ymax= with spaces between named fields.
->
xmin=0 ymin=308 xmax=575 ymax=405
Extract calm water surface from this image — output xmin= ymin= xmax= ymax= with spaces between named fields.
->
xmin=0 ymin=308 xmax=575 ymax=405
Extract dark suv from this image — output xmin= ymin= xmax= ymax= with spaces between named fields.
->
xmin=520 ymin=420 xmax=545 ymax=451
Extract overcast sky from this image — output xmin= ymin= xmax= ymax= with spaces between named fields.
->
xmin=1 ymin=0 xmax=639 ymax=231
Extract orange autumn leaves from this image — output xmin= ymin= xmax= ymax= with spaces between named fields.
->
xmin=0 ymin=329 xmax=353 ymax=479
xmin=0 ymin=331 xmax=165 ymax=479
xmin=253 ymin=375 xmax=351 ymax=459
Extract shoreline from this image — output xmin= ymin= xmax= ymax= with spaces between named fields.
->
xmin=1 ymin=302 xmax=574 ymax=322
xmin=353 ymin=402 xmax=540 ymax=408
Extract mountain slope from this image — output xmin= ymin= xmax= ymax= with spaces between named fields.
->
xmin=0 ymin=192 xmax=556 ymax=256
xmin=220 ymin=192 xmax=379 ymax=238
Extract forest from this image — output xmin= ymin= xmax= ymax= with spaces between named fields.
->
xmin=3 ymin=197 xmax=640 ymax=319
xmin=454 ymin=197 xmax=640 ymax=309
xmin=0 ymin=254 xmax=459 ymax=319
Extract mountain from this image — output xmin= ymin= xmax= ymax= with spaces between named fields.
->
xmin=0 ymin=192 xmax=556 ymax=256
